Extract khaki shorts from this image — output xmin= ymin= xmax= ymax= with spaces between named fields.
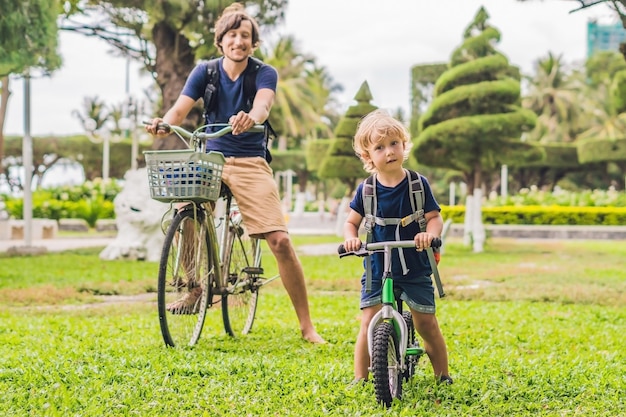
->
xmin=221 ymin=156 xmax=287 ymax=238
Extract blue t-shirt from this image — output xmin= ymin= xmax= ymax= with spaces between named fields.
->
xmin=181 ymin=57 xmax=278 ymax=158
xmin=350 ymin=173 xmax=441 ymax=281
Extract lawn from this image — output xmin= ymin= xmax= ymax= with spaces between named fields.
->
xmin=0 ymin=236 xmax=624 ymax=416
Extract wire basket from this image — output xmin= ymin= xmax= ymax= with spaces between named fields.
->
xmin=144 ymin=150 xmax=226 ymax=203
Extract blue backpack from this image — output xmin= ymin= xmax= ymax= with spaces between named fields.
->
xmin=362 ymin=169 xmax=444 ymax=297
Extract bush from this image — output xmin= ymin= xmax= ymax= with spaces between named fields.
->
xmin=1 ymin=180 xmax=120 ymax=227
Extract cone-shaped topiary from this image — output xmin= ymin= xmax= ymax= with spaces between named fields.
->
xmin=317 ymin=81 xmax=377 ymax=195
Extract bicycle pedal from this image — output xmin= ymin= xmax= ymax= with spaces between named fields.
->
xmin=242 ymin=267 xmax=263 ymax=276
xmin=406 ymin=347 xmax=425 ymax=356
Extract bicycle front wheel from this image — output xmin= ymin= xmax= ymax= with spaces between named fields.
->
xmin=372 ymin=321 xmax=403 ymax=408
xmin=157 ymin=208 xmax=215 ymax=347
xmin=402 ymin=310 xmax=419 ymax=381
xmin=221 ymin=223 xmax=261 ymax=336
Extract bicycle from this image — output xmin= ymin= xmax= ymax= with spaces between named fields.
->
xmin=338 ymin=237 xmax=443 ymax=407
xmin=143 ymin=122 xmax=279 ymax=348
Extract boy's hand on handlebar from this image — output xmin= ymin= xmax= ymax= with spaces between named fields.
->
xmin=414 ymin=233 xmax=438 ymax=252
xmin=144 ymin=118 xmax=170 ymax=136
xmin=229 ymin=111 xmax=257 ymax=135
xmin=343 ymin=237 xmax=363 ymax=253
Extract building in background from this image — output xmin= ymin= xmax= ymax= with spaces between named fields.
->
xmin=587 ymin=20 xmax=626 ymax=57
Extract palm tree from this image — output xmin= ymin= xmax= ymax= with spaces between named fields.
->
xmin=71 ymin=96 xmax=110 ymax=132
xmin=578 ymin=81 xmax=626 ymax=140
xmin=261 ymin=36 xmax=335 ymax=150
xmin=522 ymin=53 xmax=584 ymax=143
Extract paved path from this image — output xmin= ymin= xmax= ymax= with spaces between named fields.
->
xmin=0 ymin=237 xmax=116 ymax=254
xmin=2 ymin=213 xmax=626 ymax=254
xmin=0 ymin=213 xmax=340 ymax=254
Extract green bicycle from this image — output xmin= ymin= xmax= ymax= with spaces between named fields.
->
xmin=339 ymin=237 xmax=443 ymax=407
xmin=144 ymin=122 xmax=280 ymax=347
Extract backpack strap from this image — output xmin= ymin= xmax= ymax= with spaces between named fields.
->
xmin=363 ymin=174 xmax=376 ymax=292
xmin=242 ymin=56 xmax=263 ymax=111
xmin=243 ymin=56 xmax=277 ymax=162
xmin=402 ymin=169 xmax=426 ymax=231
xmin=405 ymin=170 xmax=444 ymax=297
xmin=202 ymin=58 xmax=221 ymax=121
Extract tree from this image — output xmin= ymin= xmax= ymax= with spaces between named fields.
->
xmin=586 ymin=50 xmax=626 ymax=88
xmin=515 ymin=51 xmax=626 ymax=191
xmin=409 ymin=63 xmax=448 ymax=137
xmin=416 ymin=8 xmax=539 ymax=190
xmin=60 ymin=1 xmax=287 ymax=151
xmin=261 ymin=35 xmax=335 ymax=151
xmin=318 ymin=81 xmax=377 ymax=195
xmin=0 ymin=0 xmax=62 ymax=178
xmin=413 ymin=7 xmax=539 ymax=252
xmin=522 ymin=53 xmax=584 ymax=143
xmin=576 ymin=68 xmax=626 ymax=189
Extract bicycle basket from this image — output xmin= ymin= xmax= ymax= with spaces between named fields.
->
xmin=144 ymin=150 xmax=226 ymax=203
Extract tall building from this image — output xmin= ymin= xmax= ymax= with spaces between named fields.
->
xmin=587 ymin=20 xmax=626 ymax=57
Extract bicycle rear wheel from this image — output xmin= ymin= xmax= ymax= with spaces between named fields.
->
xmin=221 ymin=222 xmax=261 ymax=336
xmin=371 ymin=321 xmax=403 ymax=407
xmin=157 ymin=208 xmax=215 ymax=347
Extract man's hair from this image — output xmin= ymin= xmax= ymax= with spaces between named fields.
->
xmin=213 ymin=3 xmax=261 ymax=53
xmin=353 ymin=109 xmax=413 ymax=173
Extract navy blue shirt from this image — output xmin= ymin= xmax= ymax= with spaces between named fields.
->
xmin=181 ymin=57 xmax=278 ymax=158
xmin=350 ymin=173 xmax=441 ymax=280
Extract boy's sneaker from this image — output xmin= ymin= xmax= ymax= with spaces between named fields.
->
xmin=438 ymin=375 xmax=454 ymax=385
xmin=166 ymin=286 xmax=203 ymax=314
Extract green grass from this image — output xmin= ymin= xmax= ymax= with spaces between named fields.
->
xmin=0 ymin=236 xmax=625 ymax=416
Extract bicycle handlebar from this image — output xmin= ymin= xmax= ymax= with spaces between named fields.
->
xmin=143 ymin=121 xmax=265 ymax=149
xmin=337 ymin=237 xmax=442 ymax=257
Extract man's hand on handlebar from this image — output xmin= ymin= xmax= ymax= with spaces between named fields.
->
xmin=229 ymin=111 xmax=259 ymax=136
xmin=144 ymin=118 xmax=171 ymax=136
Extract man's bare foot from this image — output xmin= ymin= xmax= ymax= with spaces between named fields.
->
xmin=302 ymin=329 xmax=326 ymax=344
xmin=166 ymin=286 xmax=203 ymax=315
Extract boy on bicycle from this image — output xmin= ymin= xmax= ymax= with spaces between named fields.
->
xmin=146 ymin=3 xmax=324 ymax=344
xmin=342 ymin=109 xmax=452 ymax=384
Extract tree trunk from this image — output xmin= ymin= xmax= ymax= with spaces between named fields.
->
xmin=151 ymin=22 xmax=198 ymax=150
xmin=0 ymin=76 xmax=11 ymax=177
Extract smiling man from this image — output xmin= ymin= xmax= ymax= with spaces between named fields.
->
xmin=145 ymin=3 xmax=325 ymax=344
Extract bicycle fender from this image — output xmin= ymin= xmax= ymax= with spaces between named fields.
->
xmin=367 ymin=308 xmax=409 ymax=369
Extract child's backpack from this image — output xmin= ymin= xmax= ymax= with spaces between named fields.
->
xmin=201 ymin=56 xmax=275 ymax=162
xmin=362 ymin=169 xmax=444 ymax=297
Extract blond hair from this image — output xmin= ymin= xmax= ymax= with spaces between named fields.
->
xmin=213 ymin=3 xmax=261 ymax=53
xmin=353 ymin=109 xmax=413 ymax=173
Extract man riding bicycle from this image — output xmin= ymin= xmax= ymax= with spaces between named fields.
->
xmin=145 ymin=3 xmax=324 ymax=344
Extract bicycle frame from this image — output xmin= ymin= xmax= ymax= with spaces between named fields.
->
xmin=339 ymin=239 xmax=442 ymax=373
xmin=215 ymin=193 xmax=263 ymax=289
xmin=148 ymin=121 xmax=274 ymax=345
xmin=364 ymin=240 xmax=419 ymax=372
xmin=151 ymin=120 xmax=267 ymax=289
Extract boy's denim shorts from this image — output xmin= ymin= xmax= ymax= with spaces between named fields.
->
xmin=360 ymin=274 xmax=436 ymax=314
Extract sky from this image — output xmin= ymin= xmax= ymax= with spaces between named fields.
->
xmin=3 ymin=0 xmax=617 ymax=136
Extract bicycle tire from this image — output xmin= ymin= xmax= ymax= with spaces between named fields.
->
xmin=157 ymin=208 xmax=214 ymax=347
xmin=221 ymin=223 xmax=261 ymax=336
xmin=402 ymin=310 xmax=419 ymax=381
xmin=372 ymin=321 xmax=403 ymax=407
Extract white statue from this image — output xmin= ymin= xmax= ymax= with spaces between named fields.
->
xmin=100 ymin=168 xmax=169 ymax=261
